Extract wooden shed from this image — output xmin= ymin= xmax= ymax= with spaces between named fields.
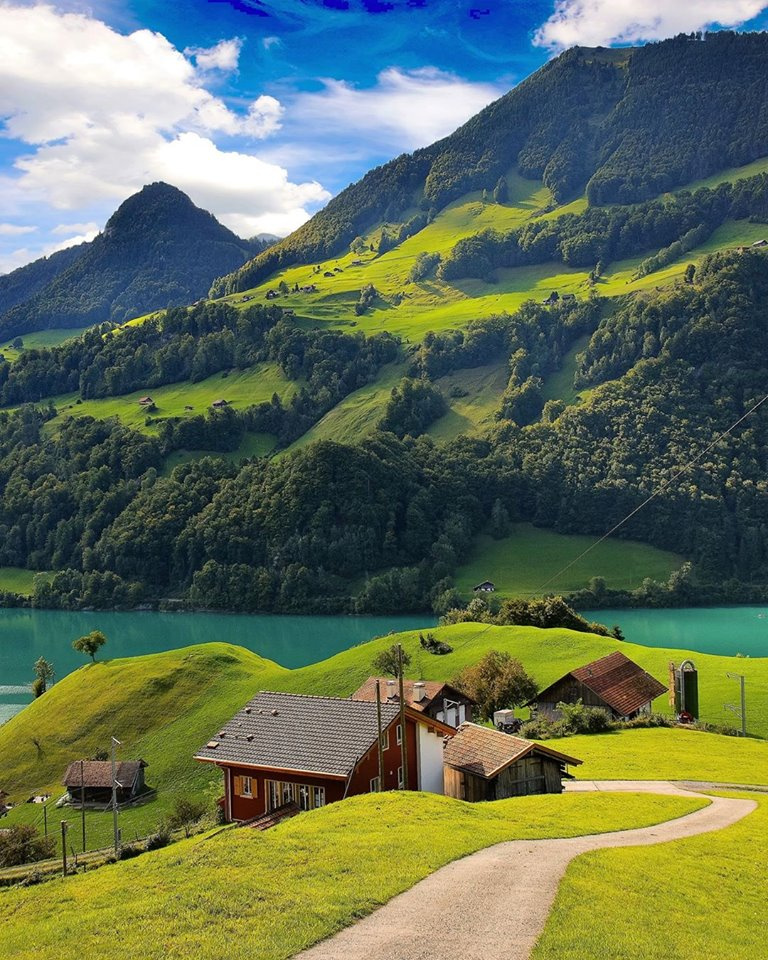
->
xmin=443 ymin=723 xmax=581 ymax=801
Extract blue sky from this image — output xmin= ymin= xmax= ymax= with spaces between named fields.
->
xmin=2 ymin=0 xmax=768 ymax=272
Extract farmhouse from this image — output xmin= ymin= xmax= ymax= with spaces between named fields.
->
xmin=211 ymin=399 xmax=229 ymax=408
xmin=473 ymin=580 xmax=496 ymax=593
xmin=351 ymin=677 xmax=475 ymax=727
xmin=138 ymin=396 xmax=154 ymax=406
xmin=265 ymin=289 xmax=279 ymax=300
xmin=527 ymin=651 xmax=667 ymax=721
xmin=62 ymin=760 xmax=148 ymax=806
xmin=195 ymin=690 xmax=455 ymax=823
xmin=443 ymin=723 xmax=582 ymax=800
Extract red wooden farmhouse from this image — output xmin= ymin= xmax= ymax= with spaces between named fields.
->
xmin=195 ymin=690 xmax=456 ymax=823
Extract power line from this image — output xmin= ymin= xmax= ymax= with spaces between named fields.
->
xmin=529 ymin=389 xmax=768 ymax=597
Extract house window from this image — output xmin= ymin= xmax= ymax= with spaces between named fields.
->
xmin=312 ymin=786 xmax=326 ymax=808
xmin=380 ymin=728 xmax=390 ymax=751
xmin=241 ymin=776 xmax=253 ymax=798
xmin=397 ymin=765 xmax=404 ymax=789
xmin=396 ymin=724 xmax=402 ymax=745
xmin=299 ymin=784 xmax=311 ymax=811
xmin=370 ymin=776 xmax=380 ymax=793
xmin=266 ymin=779 xmax=325 ymax=812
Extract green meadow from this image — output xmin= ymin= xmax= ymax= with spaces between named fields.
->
xmin=0 ymin=567 xmax=49 ymax=596
xmin=534 ymin=792 xmax=767 ymax=960
xmin=0 ymin=791 xmax=706 ymax=960
xmin=453 ymin=523 xmax=684 ymax=598
xmin=0 ymin=326 xmax=90 ymax=363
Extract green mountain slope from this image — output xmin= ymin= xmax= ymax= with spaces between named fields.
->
xmin=0 ymin=183 xmax=257 ymax=338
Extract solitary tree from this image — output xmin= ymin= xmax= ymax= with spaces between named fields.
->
xmin=167 ymin=796 xmax=207 ymax=839
xmin=452 ymin=650 xmax=537 ymax=720
xmin=32 ymin=656 xmax=54 ymax=697
xmin=72 ymin=630 xmax=107 ymax=663
xmin=372 ymin=643 xmax=411 ymax=678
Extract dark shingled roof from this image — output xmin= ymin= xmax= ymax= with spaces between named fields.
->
xmin=533 ymin=651 xmax=668 ymax=716
xmin=62 ymin=760 xmax=146 ymax=789
xmin=443 ymin=723 xmax=582 ymax=779
xmin=195 ymin=691 xmax=402 ymax=778
xmin=350 ymin=677 xmax=471 ymax=714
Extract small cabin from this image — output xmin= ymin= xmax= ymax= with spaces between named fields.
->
xmin=211 ymin=399 xmax=229 ymax=409
xmin=527 ymin=651 xmax=667 ymax=721
xmin=473 ymin=580 xmax=496 ymax=593
xmin=751 ymin=238 xmax=768 ymax=247
xmin=62 ymin=760 xmax=148 ymax=806
xmin=542 ymin=291 xmax=559 ymax=305
xmin=323 ymin=271 xmax=335 ymax=278
xmin=265 ymin=289 xmax=279 ymax=299
xmin=561 ymin=293 xmax=576 ymax=302
xmin=443 ymin=723 xmax=581 ymax=801
xmin=138 ymin=396 xmax=154 ymax=406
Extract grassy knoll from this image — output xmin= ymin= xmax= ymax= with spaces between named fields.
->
xmin=0 ymin=791 xmax=707 ymax=960
xmin=0 ymin=567 xmax=49 ymax=596
xmin=453 ymin=523 xmax=684 ymax=597
xmin=0 ymin=326 xmax=91 ymax=363
xmin=47 ymin=363 xmax=295 ymax=436
xmin=427 ymin=361 xmax=509 ymax=441
xmin=160 ymin=432 xmax=276 ymax=474
xmin=533 ymin=792 xmax=766 ymax=960
xmin=2 ymin=624 xmax=767 ymax=853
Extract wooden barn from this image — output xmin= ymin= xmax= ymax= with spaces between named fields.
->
xmin=443 ymin=723 xmax=582 ymax=801
xmin=195 ymin=691 xmax=456 ymax=824
xmin=526 ymin=651 xmax=667 ymax=721
xmin=62 ymin=760 xmax=148 ymax=806
xmin=350 ymin=677 xmax=475 ymax=728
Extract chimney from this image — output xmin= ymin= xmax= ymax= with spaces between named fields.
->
xmin=386 ymin=679 xmax=397 ymax=701
xmin=413 ymin=682 xmax=426 ymax=703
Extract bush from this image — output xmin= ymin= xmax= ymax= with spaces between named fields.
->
xmin=556 ymin=700 xmax=614 ymax=734
xmin=419 ymin=632 xmax=453 ymax=655
xmin=167 ymin=796 xmax=208 ymax=838
xmin=0 ymin=825 xmax=56 ymax=868
xmin=146 ymin=824 xmax=172 ymax=850
xmin=118 ymin=842 xmax=142 ymax=860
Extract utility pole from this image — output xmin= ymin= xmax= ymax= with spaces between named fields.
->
xmin=43 ymin=802 xmax=48 ymax=837
xmin=111 ymin=737 xmax=122 ymax=858
xmin=80 ymin=759 xmax=87 ymax=852
xmin=375 ymin=679 xmax=384 ymax=791
xmin=397 ymin=645 xmax=409 ymax=789
xmin=61 ymin=821 xmax=68 ymax=877
xmin=726 ymin=673 xmax=747 ymax=736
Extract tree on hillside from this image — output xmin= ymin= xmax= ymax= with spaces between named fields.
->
xmin=0 ymin=825 xmax=55 ymax=867
xmin=32 ymin=656 xmax=54 ymax=697
xmin=350 ymin=236 xmax=366 ymax=254
xmin=493 ymin=176 xmax=508 ymax=204
xmin=372 ymin=643 xmax=411 ymax=678
xmin=167 ymin=796 xmax=207 ymax=839
xmin=452 ymin=650 xmax=537 ymax=720
xmin=72 ymin=630 xmax=107 ymax=663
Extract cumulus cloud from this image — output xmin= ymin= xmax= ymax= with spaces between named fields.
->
xmin=0 ymin=4 xmax=325 ymax=240
xmin=291 ymin=67 xmax=505 ymax=151
xmin=534 ymin=0 xmax=768 ymax=49
xmin=187 ymin=38 xmax=243 ymax=72
xmin=51 ymin=222 xmax=100 ymax=236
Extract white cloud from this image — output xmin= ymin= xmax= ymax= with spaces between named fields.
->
xmin=0 ymin=223 xmax=36 ymax=236
xmin=243 ymin=95 xmax=284 ymax=139
xmin=0 ymin=4 xmax=322 ymax=241
xmin=51 ymin=221 xmax=99 ymax=236
xmin=291 ymin=67 xmax=505 ymax=152
xmin=187 ymin=38 xmax=243 ymax=72
xmin=534 ymin=0 xmax=768 ymax=49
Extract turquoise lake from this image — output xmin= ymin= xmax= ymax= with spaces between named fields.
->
xmin=0 ymin=608 xmax=435 ymax=724
xmin=2 ymin=605 xmax=767 ymax=724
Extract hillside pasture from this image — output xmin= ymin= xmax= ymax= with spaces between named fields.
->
xmin=453 ymin=523 xmax=684 ymax=598
xmin=0 ymin=326 xmax=91 ymax=362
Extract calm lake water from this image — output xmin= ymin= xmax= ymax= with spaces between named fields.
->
xmin=0 ymin=608 xmax=435 ymax=724
xmin=582 ymin=606 xmax=768 ymax=658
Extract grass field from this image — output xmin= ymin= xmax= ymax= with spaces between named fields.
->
xmin=427 ymin=361 xmax=509 ymax=441
xmin=161 ymin=432 xmax=277 ymax=474
xmin=540 ymin=333 xmax=591 ymax=407
xmin=453 ymin=523 xmax=684 ymax=597
xmin=0 ymin=567 xmax=49 ymax=596
xmin=0 ymin=326 xmax=91 ymax=363
xmin=46 ymin=363 xmax=296 ymax=437
xmin=533 ymin=792 xmax=766 ymax=960
xmin=0 ymin=790 xmax=707 ymax=960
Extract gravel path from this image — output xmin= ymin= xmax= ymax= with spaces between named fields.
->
xmin=294 ymin=782 xmax=756 ymax=960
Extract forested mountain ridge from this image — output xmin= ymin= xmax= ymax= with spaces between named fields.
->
xmin=0 ymin=183 xmax=257 ymax=339
xmin=212 ymin=31 xmax=768 ymax=297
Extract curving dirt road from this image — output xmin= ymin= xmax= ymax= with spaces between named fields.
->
xmin=293 ymin=782 xmax=756 ymax=960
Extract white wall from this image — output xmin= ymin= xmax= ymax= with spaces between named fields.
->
xmin=417 ymin=724 xmax=445 ymax=795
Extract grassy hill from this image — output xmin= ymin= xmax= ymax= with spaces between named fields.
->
xmin=0 ymin=790 xmax=705 ymax=960
xmin=2 ymin=623 xmax=766 ymax=853
xmin=453 ymin=524 xmax=684 ymax=598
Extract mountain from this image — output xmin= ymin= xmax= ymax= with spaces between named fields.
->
xmin=212 ymin=31 xmax=768 ymax=297
xmin=0 ymin=183 xmax=254 ymax=339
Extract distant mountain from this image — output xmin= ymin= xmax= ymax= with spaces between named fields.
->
xmin=0 ymin=183 xmax=254 ymax=338
xmin=213 ymin=31 xmax=768 ymax=296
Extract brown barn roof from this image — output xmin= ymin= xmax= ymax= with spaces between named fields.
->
xmin=443 ymin=723 xmax=582 ymax=779
xmin=350 ymin=677 xmax=471 ymax=714
xmin=62 ymin=760 xmax=146 ymax=789
xmin=534 ymin=651 xmax=667 ymax=716
xmin=195 ymin=691 xmax=402 ymax=778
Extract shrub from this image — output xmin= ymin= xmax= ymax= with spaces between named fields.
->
xmin=0 ymin=825 xmax=56 ymax=868
xmin=419 ymin=632 xmax=453 ymax=655
xmin=556 ymin=700 xmax=614 ymax=734
xmin=167 ymin=796 xmax=207 ymax=838
xmin=453 ymin=650 xmax=537 ymax=720
xmin=146 ymin=824 xmax=172 ymax=850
